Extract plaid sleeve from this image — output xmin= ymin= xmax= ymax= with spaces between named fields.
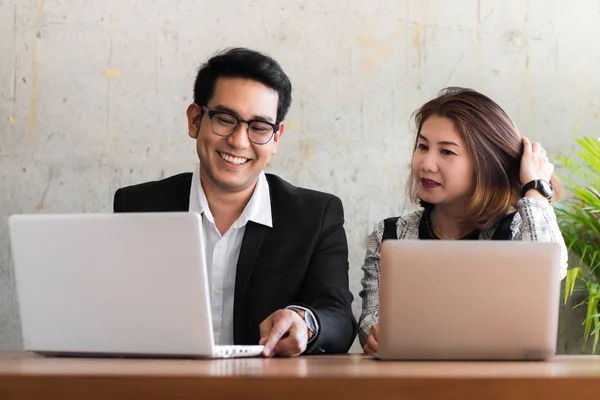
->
xmin=358 ymin=220 xmax=385 ymax=347
xmin=514 ymin=197 xmax=568 ymax=280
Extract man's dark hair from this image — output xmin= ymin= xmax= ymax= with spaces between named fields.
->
xmin=193 ymin=48 xmax=292 ymax=123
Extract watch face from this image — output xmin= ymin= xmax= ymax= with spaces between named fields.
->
xmin=539 ymin=180 xmax=554 ymax=198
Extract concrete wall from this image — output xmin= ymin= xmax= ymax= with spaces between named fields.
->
xmin=2 ymin=0 xmax=600 ymax=352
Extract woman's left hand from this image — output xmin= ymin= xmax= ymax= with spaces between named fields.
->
xmin=520 ymin=136 xmax=554 ymax=186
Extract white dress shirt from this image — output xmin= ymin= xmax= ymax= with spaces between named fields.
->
xmin=189 ymin=166 xmax=272 ymax=345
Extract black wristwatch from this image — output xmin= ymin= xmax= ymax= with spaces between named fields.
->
xmin=521 ymin=179 xmax=554 ymax=201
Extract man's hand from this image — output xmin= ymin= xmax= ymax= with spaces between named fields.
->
xmin=363 ymin=323 xmax=379 ymax=355
xmin=259 ymin=309 xmax=308 ymax=357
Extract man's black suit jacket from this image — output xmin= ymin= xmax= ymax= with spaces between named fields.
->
xmin=113 ymin=172 xmax=357 ymax=354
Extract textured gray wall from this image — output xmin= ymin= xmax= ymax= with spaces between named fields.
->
xmin=2 ymin=0 xmax=600 ymax=352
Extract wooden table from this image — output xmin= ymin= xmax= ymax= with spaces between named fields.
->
xmin=1 ymin=353 xmax=600 ymax=399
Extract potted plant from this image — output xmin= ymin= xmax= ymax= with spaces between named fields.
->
xmin=555 ymin=136 xmax=600 ymax=354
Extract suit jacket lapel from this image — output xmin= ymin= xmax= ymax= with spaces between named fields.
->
xmin=233 ymin=221 xmax=268 ymax=342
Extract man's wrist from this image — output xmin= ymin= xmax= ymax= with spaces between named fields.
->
xmin=285 ymin=305 xmax=319 ymax=342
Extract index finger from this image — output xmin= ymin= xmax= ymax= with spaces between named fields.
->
xmin=263 ymin=318 xmax=293 ymax=356
xmin=371 ymin=324 xmax=379 ymax=341
xmin=522 ymin=136 xmax=532 ymax=155
xmin=366 ymin=333 xmax=379 ymax=354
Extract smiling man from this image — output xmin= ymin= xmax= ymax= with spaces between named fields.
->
xmin=113 ymin=48 xmax=357 ymax=357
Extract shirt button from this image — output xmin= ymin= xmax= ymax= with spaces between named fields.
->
xmin=213 ymin=289 xmax=221 ymax=295
xmin=216 ymin=244 xmax=222 ymax=249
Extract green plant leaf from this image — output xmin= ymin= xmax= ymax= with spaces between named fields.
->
xmin=593 ymin=315 xmax=600 ymax=354
xmin=564 ymin=267 xmax=582 ymax=304
xmin=557 ymin=136 xmax=600 ymax=354
xmin=584 ymin=292 xmax=599 ymax=342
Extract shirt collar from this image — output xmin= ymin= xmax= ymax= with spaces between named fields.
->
xmin=189 ymin=165 xmax=272 ymax=228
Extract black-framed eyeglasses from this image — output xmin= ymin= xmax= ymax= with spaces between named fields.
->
xmin=201 ymin=106 xmax=278 ymax=145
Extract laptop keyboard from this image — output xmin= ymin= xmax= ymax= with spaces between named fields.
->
xmin=214 ymin=345 xmax=264 ymax=358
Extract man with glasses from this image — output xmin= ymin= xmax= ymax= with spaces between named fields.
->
xmin=113 ymin=48 xmax=357 ymax=357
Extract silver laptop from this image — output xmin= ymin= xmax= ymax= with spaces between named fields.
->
xmin=9 ymin=212 xmax=263 ymax=359
xmin=377 ymin=240 xmax=561 ymax=361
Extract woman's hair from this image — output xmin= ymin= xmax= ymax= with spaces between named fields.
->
xmin=407 ymin=87 xmax=561 ymax=230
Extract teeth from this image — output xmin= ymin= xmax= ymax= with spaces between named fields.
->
xmin=220 ymin=152 xmax=248 ymax=165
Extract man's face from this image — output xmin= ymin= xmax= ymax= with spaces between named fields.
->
xmin=187 ymin=77 xmax=284 ymax=194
